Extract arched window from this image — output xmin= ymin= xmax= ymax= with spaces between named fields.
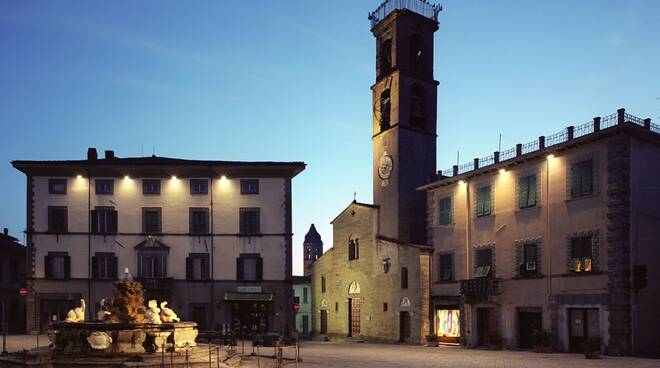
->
xmin=410 ymin=34 xmax=424 ymax=73
xmin=380 ymin=38 xmax=392 ymax=75
xmin=379 ymin=89 xmax=391 ymax=129
xmin=410 ymin=84 xmax=426 ymax=126
xmin=348 ymin=238 xmax=359 ymax=260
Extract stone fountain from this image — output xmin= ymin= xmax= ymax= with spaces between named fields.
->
xmin=0 ymin=272 xmax=241 ymax=367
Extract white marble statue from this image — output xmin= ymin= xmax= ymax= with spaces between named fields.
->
xmin=65 ymin=299 xmax=86 ymax=323
xmin=159 ymin=301 xmax=180 ymax=322
xmin=87 ymin=331 xmax=113 ymax=350
xmin=145 ymin=299 xmax=162 ymax=324
xmin=96 ymin=299 xmax=111 ymax=322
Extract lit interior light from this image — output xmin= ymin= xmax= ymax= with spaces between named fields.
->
xmin=499 ymin=168 xmax=506 ymax=174
xmin=171 ymin=175 xmax=177 ymax=180
xmin=220 ymin=175 xmax=228 ymax=181
xmin=76 ymin=175 xmax=83 ymax=179
xmin=547 ymin=154 xmax=555 ymax=160
xmin=458 ymin=180 xmax=466 ymax=185
xmin=124 ymin=175 xmax=130 ymax=180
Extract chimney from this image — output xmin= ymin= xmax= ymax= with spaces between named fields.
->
xmin=87 ymin=148 xmax=98 ymax=161
xmin=105 ymin=150 xmax=115 ymax=159
xmin=3 ymin=228 xmax=8 ymax=236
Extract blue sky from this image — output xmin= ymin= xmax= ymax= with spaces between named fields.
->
xmin=1 ymin=0 xmax=659 ymax=275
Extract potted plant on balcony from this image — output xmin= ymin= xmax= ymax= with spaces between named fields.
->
xmin=425 ymin=334 xmax=439 ymax=347
xmin=583 ymin=337 xmax=601 ymax=359
xmin=531 ymin=329 xmax=552 ymax=353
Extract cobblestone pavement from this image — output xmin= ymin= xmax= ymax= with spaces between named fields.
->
xmin=242 ymin=341 xmax=660 ymax=368
xmin=1 ymin=335 xmax=49 ymax=353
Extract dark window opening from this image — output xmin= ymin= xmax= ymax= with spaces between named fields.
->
xmin=438 ymin=197 xmax=452 ymax=225
xmin=570 ymin=236 xmax=593 ymax=273
xmin=410 ymin=34 xmax=424 ymax=73
xmin=380 ymin=38 xmax=392 ymax=75
xmin=48 ymin=206 xmax=68 ymax=233
xmin=379 ymin=89 xmax=391 ymax=130
xmin=95 ymin=179 xmax=114 ymax=195
xmin=383 ymin=303 xmax=388 ymax=312
xmin=474 ymin=248 xmax=493 ymax=278
xmin=49 ymin=179 xmax=67 ymax=194
xmin=92 ymin=252 xmax=117 ymax=279
xmin=571 ymin=160 xmax=594 ymax=198
xmin=401 ymin=267 xmax=409 ymax=289
xmin=303 ymin=287 xmax=308 ymax=304
xmin=91 ymin=207 xmax=118 ymax=234
xmin=138 ymin=250 xmax=167 ymax=278
xmin=236 ymin=254 xmax=263 ymax=281
xmin=518 ymin=242 xmax=538 ymax=277
xmin=186 ymin=253 xmax=210 ymax=280
xmin=321 ymin=276 xmax=326 ymax=293
xmin=142 ymin=208 xmax=162 ymax=234
xmin=439 ymin=253 xmax=453 ymax=281
xmin=190 ymin=179 xmax=208 ymax=195
xmin=410 ymin=84 xmax=426 ymax=126
xmin=240 ymin=179 xmax=259 ymax=194
xmin=518 ymin=175 xmax=537 ymax=208
xmin=348 ymin=239 xmax=360 ymax=260
xmin=45 ymin=252 xmax=70 ymax=280
xmin=476 ymin=186 xmax=492 ymax=217
xmin=239 ymin=208 xmax=260 ymax=235
xmin=189 ymin=208 xmax=209 ymax=234
xmin=142 ymin=179 xmax=161 ymax=195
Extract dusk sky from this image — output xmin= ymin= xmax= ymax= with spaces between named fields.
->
xmin=1 ymin=0 xmax=659 ymax=275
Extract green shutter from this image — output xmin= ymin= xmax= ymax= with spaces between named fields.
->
xmin=571 ymin=165 xmax=581 ymax=197
xmin=483 ymin=187 xmax=491 ymax=215
xmin=476 ymin=189 xmax=484 ymax=216
xmin=582 ymin=161 xmax=593 ymax=195
xmin=515 ymin=243 xmax=523 ymax=271
xmin=518 ymin=177 xmax=528 ymax=208
xmin=439 ymin=197 xmax=452 ymax=225
xmin=528 ymin=175 xmax=537 ymax=206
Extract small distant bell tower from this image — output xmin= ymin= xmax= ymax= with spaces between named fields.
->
xmin=303 ymin=224 xmax=323 ymax=276
xmin=369 ymin=0 xmax=441 ymax=244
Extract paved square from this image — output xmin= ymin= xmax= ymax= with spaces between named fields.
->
xmin=242 ymin=341 xmax=660 ymax=368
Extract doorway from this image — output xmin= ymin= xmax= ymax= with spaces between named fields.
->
xmin=320 ymin=310 xmax=328 ymax=334
xmin=191 ymin=303 xmax=208 ymax=331
xmin=230 ymin=301 xmax=269 ymax=335
xmin=347 ymin=298 xmax=361 ymax=337
xmin=476 ymin=307 xmax=497 ymax=346
xmin=518 ymin=309 xmax=542 ymax=349
xmin=399 ymin=311 xmax=411 ymax=342
xmin=568 ymin=308 xmax=600 ymax=352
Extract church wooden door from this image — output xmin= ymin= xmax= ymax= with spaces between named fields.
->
xmin=348 ymin=298 xmax=361 ymax=337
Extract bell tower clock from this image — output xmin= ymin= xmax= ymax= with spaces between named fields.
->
xmin=369 ymin=1 xmax=440 ymax=244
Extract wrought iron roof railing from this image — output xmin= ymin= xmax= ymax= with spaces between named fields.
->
xmin=437 ymin=109 xmax=655 ymax=180
xmin=368 ymin=0 xmax=441 ymax=28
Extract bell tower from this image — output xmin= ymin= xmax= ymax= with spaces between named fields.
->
xmin=302 ymin=224 xmax=323 ymax=276
xmin=370 ymin=0 xmax=440 ymax=244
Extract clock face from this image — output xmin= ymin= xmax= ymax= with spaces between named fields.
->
xmin=378 ymin=151 xmax=393 ymax=186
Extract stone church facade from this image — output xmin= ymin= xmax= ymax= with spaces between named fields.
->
xmin=310 ymin=1 xmax=440 ymax=344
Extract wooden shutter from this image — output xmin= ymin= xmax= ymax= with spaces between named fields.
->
xmin=186 ymin=257 xmax=193 ymax=280
xmin=90 ymin=210 xmax=98 ymax=233
xmin=202 ymin=255 xmax=210 ymax=280
xmin=583 ymin=161 xmax=593 ymax=195
xmin=91 ymin=256 xmax=98 ymax=279
xmin=111 ymin=210 xmax=118 ymax=233
xmin=571 ymin=165 xmax=581 ymax=197
xmin=256 ymin=257 xmax=263 ymax=281
xmin=483 ymin=187 xmax=491 ymax=215
xmin=64 ymin=255 xmax=71 ymax=280
xmin=45 ymin=255 xmax=52 ymax=279
xmin=518 ymin=177 xmax=528 ymax=208
xmin=255 ymin=210 xmax=260 ymax=234
xmin=236 ymin=258 xmax=244 ymax=280
xmin=476 ymin=189 xmax=484 ymax=216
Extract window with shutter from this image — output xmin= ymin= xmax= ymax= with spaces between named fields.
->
xmin=142 ymin=179 xmax=161 ymax=195
xmin=237 ymin=254 xmax=261 ymax=281
xmin=571 ymin=160 xmax=594 ymax=198
xmin=94 ymin=252 xmax=117 ymax=279
xmin=439 ymin=253 xmax=453 ymax=281
xmin=190 ymin=179 xmax=209 ymax=195
xmin=570 ymin=236 xmax=593 ymax=272
xmin=95 ymin=179 xmax=114 ymax=195
xmin=48 ymin=179 xmax=67 ymax=194
xmin=190 ymin=208 xmax=209 ymax=234
xmin=474 ymin=248 xmax=493 ymax=278
xmin=476 ymin=186 xmax=492 ymax=217
xmin=48 ymin=206 xmax=68 ymax=233
xmin=142 ymin=208 xmax=162 ymax=234
xmin=239 ymin=208 xmax=260 ymax=235
xmin=517 ymin=242 xmax=539 ymax=277
xmin=518 ymin=175 xmax=537 ymax=208
xmin=92 ymin=207 xmax=117 ymax=234
xmin=188 ymin=253 xmax=210 ymax=280
xmin=240 ymin=179 xmax=259 ymax=194
xmin=438 ymin=197 xmax=452 ymax=225
xmin=46 ymin=252 xmax=68 ymax=279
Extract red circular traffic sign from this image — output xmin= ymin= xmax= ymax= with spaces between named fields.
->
xmin=19 ymin=288 xmax=28 ymax=297
xmin=293 ymin=303 xmax=301 ymax=313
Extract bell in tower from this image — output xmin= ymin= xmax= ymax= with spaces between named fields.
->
xmin=369 ymin=0 xmax=441 ymax=244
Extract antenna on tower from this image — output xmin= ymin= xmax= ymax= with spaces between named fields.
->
xmin=456 ymin=151 xmax=460 ymax=166
xmin=498 ymin=134 xmax=502 ymax=152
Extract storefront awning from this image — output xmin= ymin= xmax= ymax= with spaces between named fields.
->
xmin=224 ymin=292 xmax=273 ymax=302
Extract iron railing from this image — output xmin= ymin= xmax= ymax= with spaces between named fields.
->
xmin=369 ymin=0 xmax=441 ymax=27
xmin=435 ymin=110 xmax=654 ymax=181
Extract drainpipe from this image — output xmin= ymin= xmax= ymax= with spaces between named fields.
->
xmin=464 ymin=180 xmax=471 ymax=343
xmin=545 ymin=157 xmax=552 ymax=335
xmin=87 ymin=169 xmax=92 ymax=320
xmin=209 ymin=168 xmax=215 ymax=329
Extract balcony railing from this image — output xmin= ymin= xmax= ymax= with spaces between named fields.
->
xmin=437 ymin=109 xmax=655 ymax=181
xmin=368 ymin=0 xmax=442 ymax=28
xmin=460 ymin=277 xmax=501 ymax=304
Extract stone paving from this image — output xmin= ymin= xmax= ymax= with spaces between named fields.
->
xmin=4 ymin=335 xmax=659 ymax=368
xmin=242 ymin=341 xmax=660 ymax=368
